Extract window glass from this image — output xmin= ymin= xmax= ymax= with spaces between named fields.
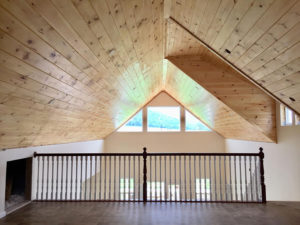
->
xmin=120 ymin=178 xmax=134 ymax=200
xmin=185 ymin=110 xmax=211 ymax=131
xmin=147 ymin=107 xmax=180 ymax=132
xmin=195 ymin=179 xmax=210 ymax=200
xmin=295 ymin=114 xmax=300 ymax=125
xmin=285 ymin=107 xmax=293 ymax=126
xmin=118 ymin=110 xmax=142 ymax=132
xmin=168 ymin=184 xmax=180 ymax=200
xmin=147 ymin=182 xmax=165 ymax=200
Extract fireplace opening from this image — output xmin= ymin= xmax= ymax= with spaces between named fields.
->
xmin=5 ymin=157 xmax=32 ymax=212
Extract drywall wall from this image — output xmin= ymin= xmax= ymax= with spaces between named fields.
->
xmin=105 ymin=132 xmax=225 ymax=154
xmin=104 ymin=92 xmax=225 ymax=154
xmin=0 ymin=140 xmax=104 ymax=218
xmin=225 ymin=104 xmax=300 ymax=201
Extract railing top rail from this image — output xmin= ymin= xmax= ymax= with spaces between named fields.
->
xmin=33 ymin=152 xmax=260 ymax=157
xmin=147 ymin=153 xmax=259 ymax=156
xmin=33 ymin=153 xmax=143 ymax=157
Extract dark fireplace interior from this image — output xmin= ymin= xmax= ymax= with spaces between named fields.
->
xmin=5 ymin=158 xmax=32 ymax=211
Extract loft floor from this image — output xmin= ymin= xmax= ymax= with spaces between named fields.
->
xmin=1 ymin=202 xmax=300 ymax=225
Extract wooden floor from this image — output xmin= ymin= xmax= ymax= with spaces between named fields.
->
xmin=0 ymin=202 xmax=300 ymax=225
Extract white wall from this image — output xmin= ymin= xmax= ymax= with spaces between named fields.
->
xmin=0 ymin=140 xmax=104 ymax=218
xmin=104 ymin=92 xmax=225 ymax=154
xmin=105 ymin=132 xmax=225 ymax=154
xmin=225 ymin=104 xmax=300 ymax=201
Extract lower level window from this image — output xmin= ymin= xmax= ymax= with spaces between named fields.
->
xmin=147 ymin=182 xmax=165 ymax=200
xmin=120 ymin=178 xmax=134 ymax=200
xmin=168 ymin=184 xmax=180 ymax=200
xmin=195 ymin=179 xmax=210 ymax=200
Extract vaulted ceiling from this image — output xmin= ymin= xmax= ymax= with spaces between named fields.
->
xmin=0 ymin=0 xmax=299 ymax=149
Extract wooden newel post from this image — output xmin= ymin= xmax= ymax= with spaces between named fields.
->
xmin=143 ymin=147 xmax=147 ymax=203
xmin=259 ymin=147 xmax=266 ymax=203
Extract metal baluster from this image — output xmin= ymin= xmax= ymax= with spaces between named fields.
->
xmin=255 ymin=156 xmax=259 ymax=202
xmin=194 ymin=156 xmax=196 ymax=201
xmin=119 ymin=156 xmax=121 ymax=201
xmin=95 ymin=156 xmax=97 ymax=200
xmin=41 ymin=156 xmax=45 ymax=200
xmin=169 ymin=156 xmax=172 ymax=201
xmin=47 ymin=156 xmax=49 ymax=200
xmin=114 ymin=156 xmax=116 ymax=201
xmin=160 ymin=156 xmax=162 ymax=202
xmin=174 ymin=156 xmax=177 ymax=202
xmin=214 ymin=156 xmax=217 ymax=201
xmin=85 ymin=156 xmax=88 ymax=200
xmin=99 ymin=156 xmax=102 ymax=200
xmin=164 ymin=156 xmax=167 ymax=202
xmin=123 ymin=156 xmax=125 ymax=200
xmin=60 ymin=156 xmax=64 ymax=200
xmin=56 ymin=156 xmax=59 ymax=201
xmin=138 ymin=156 xmax=140 ymax=201
xmin=90 ymin=156 xmax=92 ymax=200
xmin=229 ymin=156 xmax=233 ymax=201
xmin=70 ymin=157 xmax=73 ymax=200
xmin=179 ymin=156 xmax=182 ymax=201
xmin=239 ymin=156 xmax=243 ymax=201
xmin=250 ymin=156 xmax=253 ymax=202
xmin=209 ymin=156 xmax=212 ymax=201
xmin=51 ymin=157 xmax=54 ymax=200
xmin=75 ymin=156 xmax=78 ymax=200
xmin=204 ymin=156 xmax=206 ymax=201
xmin=184 ymin=156 xmax=187 ymax=201
xmin=219 ymin=156 xmax=222 ymax=201
xmin=61 ymin=156 xmax=64 ymax=200
xmin=109 ymin=156 xmax=111 ymax=200
xmin=224 ymin=156 xmax=227 ymax=201
xmin=199 ymin=156 xmax=202 ymax=201
xmin=234 ymin=156 xmax=238 ymax=201
xmin=244 ymin=156 xmax=248 ymax=202
xmin=80 ymin=156 xmax=83 ymax=200
xmin=155 ymin=156 xmax=157 ymax=201
xmin=66 ymin=156 xmax=68 ymax=200
xmin=189 ymin=156 xmax=192 ymax=201
xmin=36 ymin=157 xmax=40 ymax=200
xmin=150 ymin=156 xmax=152 ymax=201
xmin=105 ymin=156 xmax=107 ymax=200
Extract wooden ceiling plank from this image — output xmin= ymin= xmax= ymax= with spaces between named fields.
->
xmin=165 ymin=61 xmax=274 ymax=142
xmin=243 ymin=22 xmax=300 ymax=74
xmin=250 ymin=42 xmax=300 ymax=80
xmin=220 ymin=0 xmax=274 ymax=58
xmin=0 ymin=1 xmax=120 ymax=101
xmin=205 ymin=0 xmax=235 ymax=45
xmin=195 ymin=0 xmax=221 ymax=41
xmin=236 ymin=1 xmax=300 ymax=69
xmin=211 ymin=0 xmax=254 ymax=51
xmin=49 ymin=0 xmax=138 ymax=101
xmin=227 ymin=0 xmax=297 ymax=62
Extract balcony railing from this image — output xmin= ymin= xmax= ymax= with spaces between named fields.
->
xmin=33 ymin=148 xmax=266 ymax=203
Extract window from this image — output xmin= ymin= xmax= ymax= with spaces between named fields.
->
xmin=147 ymin=107 xmax=180 ymax=132
xmin=295 ymin=114 xmax=300 ymax=125
xmin=195 ymin=179 xmax=210 ymax=200
xmin=147 ymin=182 xmax=165 ymax=200
xmin=118 ymin=110 xmax=142 ymax=132
xmin=185 ymin=110 xmax=211 ymax=131
xmin=168 ymin=184 xmax=180 ymax=200
xmin=280 ymin=104 xmax=299 ymax=126
xmin=120 ymin=178 xmax=134 ymax=200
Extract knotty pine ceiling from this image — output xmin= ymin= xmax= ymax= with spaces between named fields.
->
xmin=0 ymin=0 xmax=299 ymax=149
